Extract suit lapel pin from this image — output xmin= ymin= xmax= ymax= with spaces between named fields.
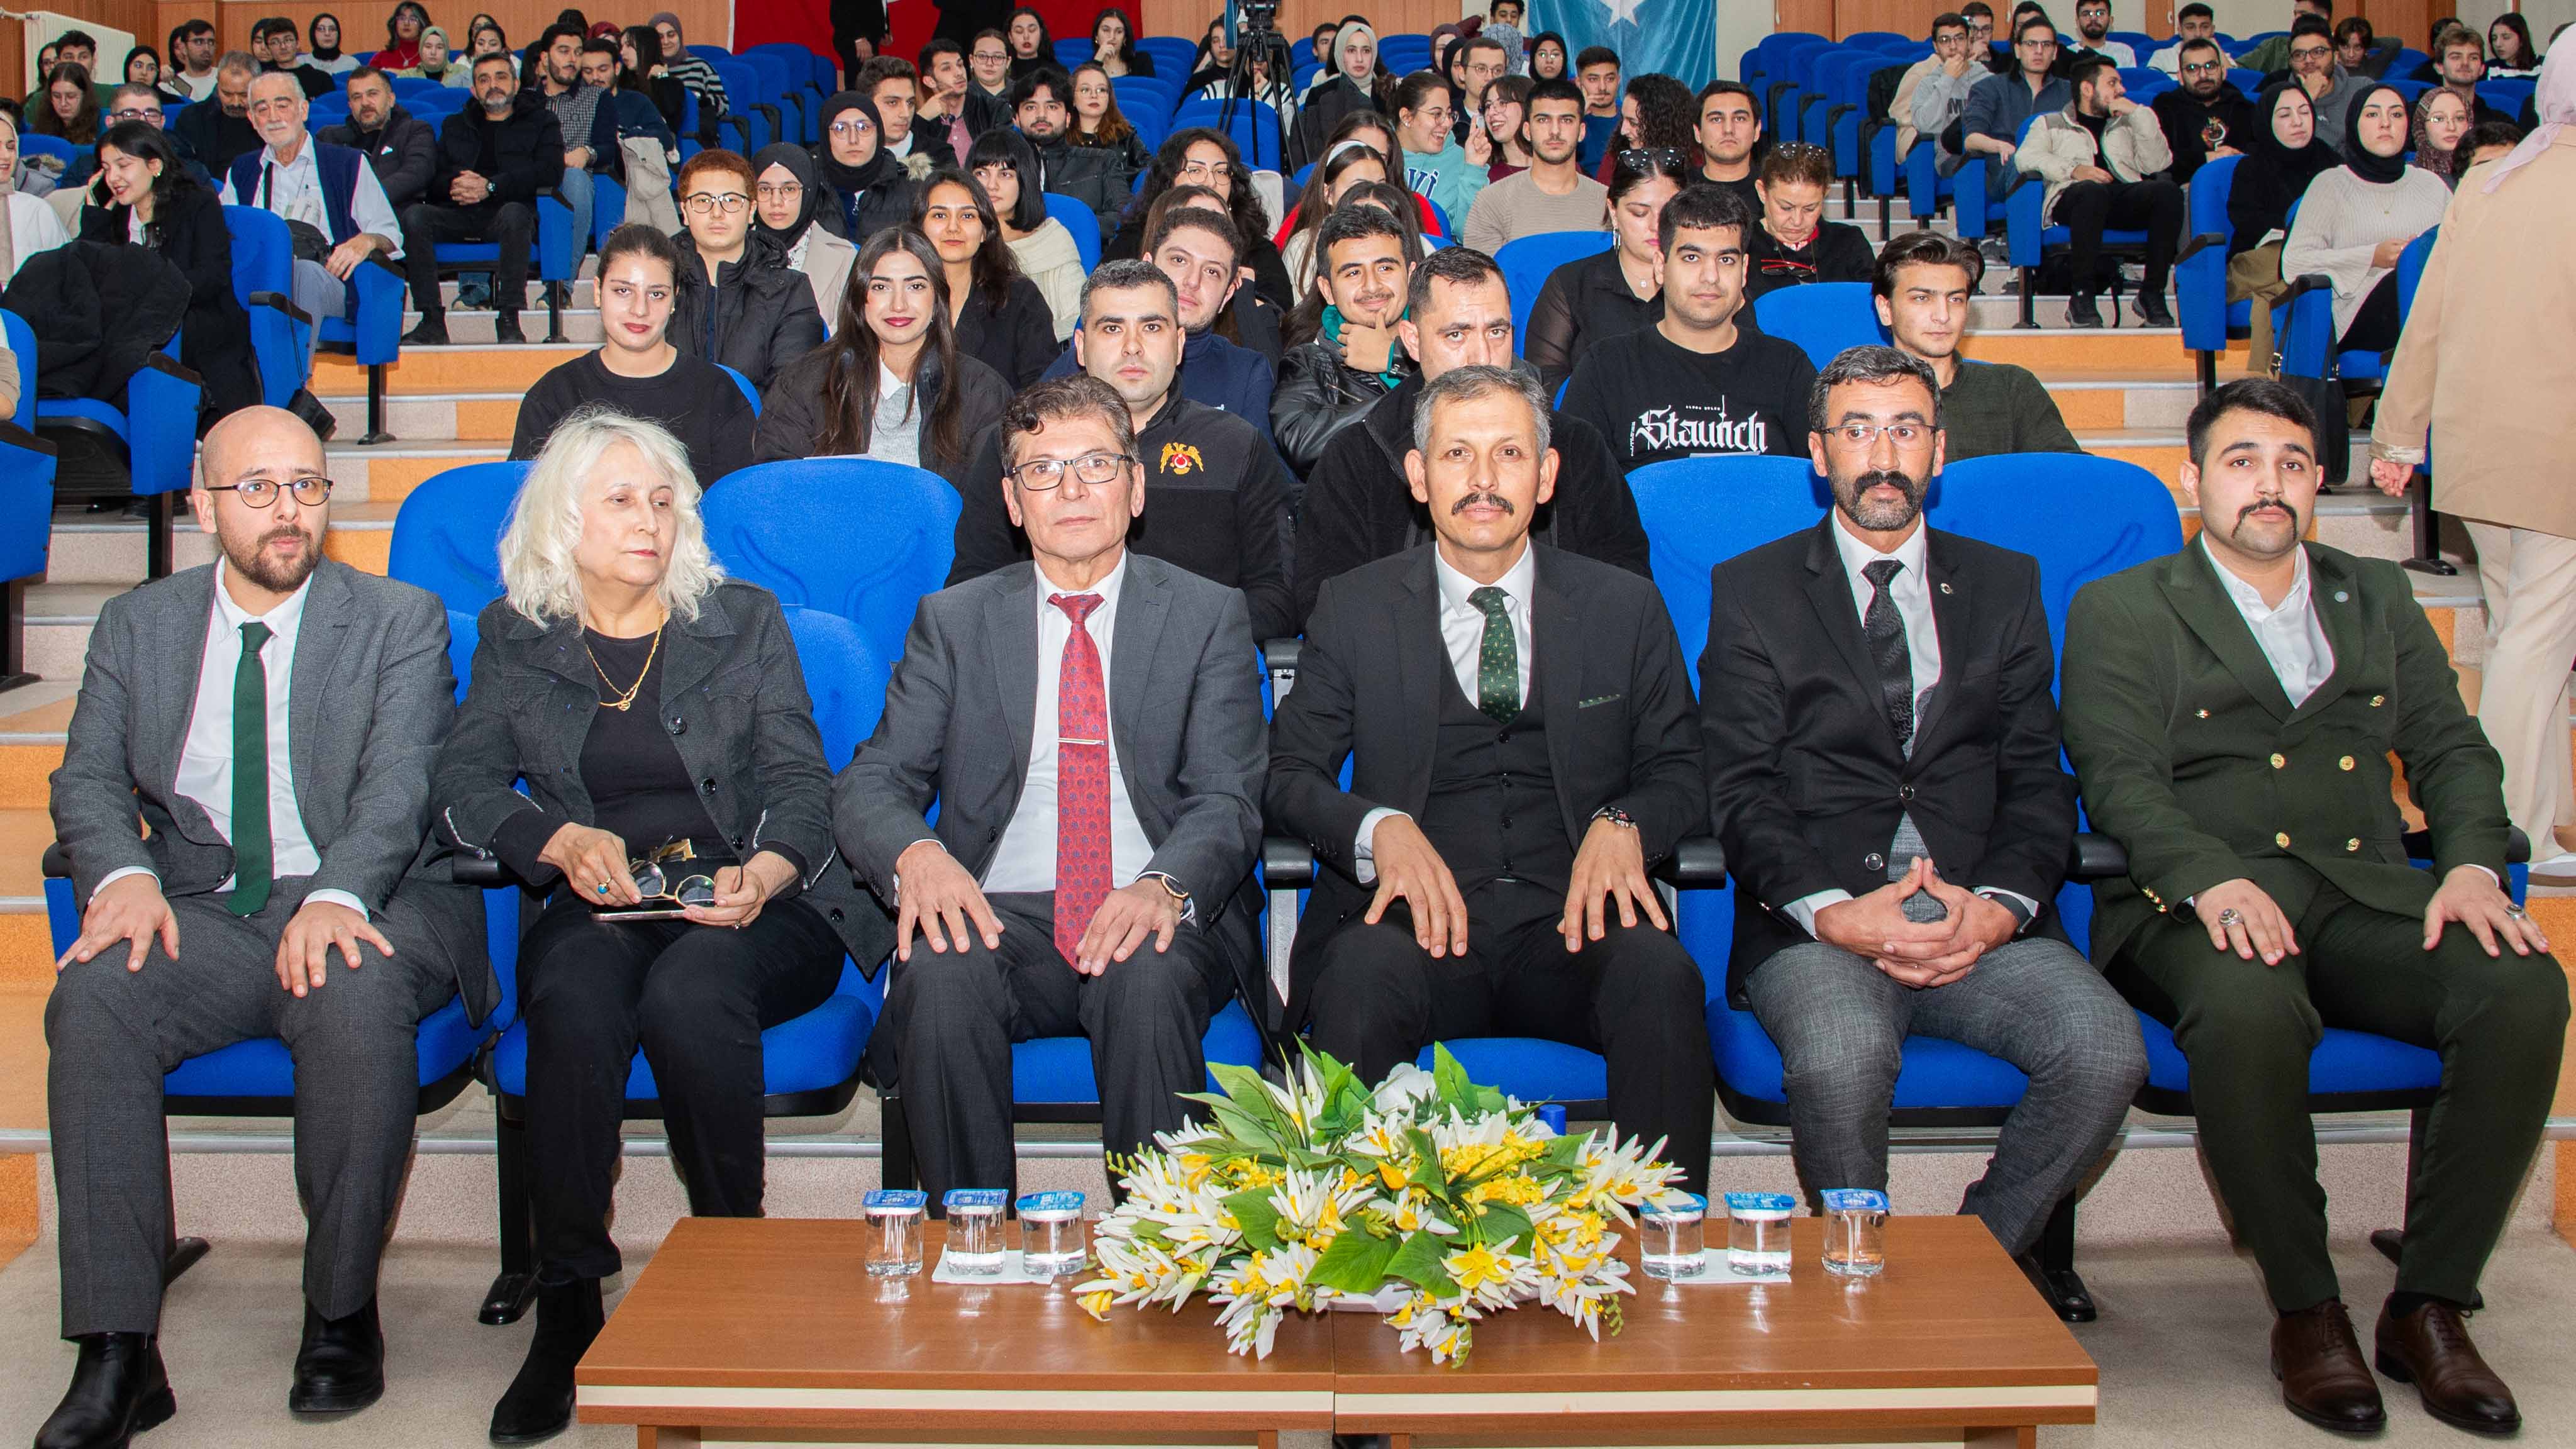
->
xmin=2334 ymin=590 xmax=2349 ymax=602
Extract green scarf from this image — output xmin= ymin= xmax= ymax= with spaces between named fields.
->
xmin=1321 ymin=303 xmax=1407 ymax=390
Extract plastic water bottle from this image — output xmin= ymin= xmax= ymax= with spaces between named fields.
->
xmin=1018 ymin=1191 xmax=1089 ymax=1277
xmin=1821 ymin=1188 xmax=1889 ymax=1278
xmin=942 ymin=1189 xmax=1008 ymax=1275
xmin=1723 ymin=1192 xmax=1795 ymax=1279
xmin=863 ymin=1189 xmax=926 ymax=1277
xmin=1639 ymin=1193 xmax=1708 ymax=1280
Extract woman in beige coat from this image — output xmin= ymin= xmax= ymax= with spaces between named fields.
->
xmin=2371 ymin=45 xmax=2576 ymax=879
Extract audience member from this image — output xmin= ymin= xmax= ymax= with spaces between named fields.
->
xmin=36 ymin=406 xmax=478 ymax=1449
xmin=2411 ymin=86 xmax=2474 ymax=183
xmin=250 ymin=18 xmax=333 ymax=99
xmin=623 ymin=24 xmax=689 ymax=137
xmin=531 ymin=25 xmax=617 ymax=255
xmin=670 ymin=149 xmax=826 ymax=391
xmin=1892 ymin=14 xmax=1972 ymax=158
xmin=913 ymin=41 xmax=976 ymax=163
xmin=1526 ymin=148 xmax=1684 ymax=396
xmin=1484 ymin=0 xmax=1528 ymax=75
xmin=962 ymin=30 xmax=1015 ymax=136
xmin=2066 ymin=0 xmax=2135 ymax=65
xmin=1574 ymin=45 xmax=1622 ymax=170
xmin=2148 ymin=1 xmax=2226 ymax=72
xmin=2015 ymin=55 xmax=2180 ymax=326
xmin=2485 ymin=13 xmax=2540 ymax=76
xmin=1279 ymin=140 xmax=1391 ymax=296
xmin=1962 ymin=3 xmax=2006 ymax=72
xmin=913 ymin=167 xmax=1059 ymax=387
xmin=2287 ymin=19 xmax=2353 ymax=152
xmin=1274 ymin=204 xmax=1416 ymax=475
xmin=1909 ymin=19 xmax=1989 ymax=177
xmin=582 ymin=38 xmax=680 ymax=230
xmin=401 ymin=25 xmax=469 ymax=86
xmin=2153 ymin=37 xmax=2257 ymax=181
xmin=321 ymin=67 xmax=437 ymax=210
xmin=1046 ymin=199 xmax=1281 ymax=435
xmin=2460 ymin=118 xmax=2523 ymax=167
xmin=813 ymin=91 xmax=919 ymax=243
xmin=168 ymin=19 xmax=220 ymax=101
xmin=757 ymin=226 xmax=1011 ymax=488
xmin=2062 ymin=378 xmax=2567 ymax=1438
xmin=648 ymin=13 xmax=730 ymax=140
xmin=221 ymin=71 xmax=403 ymax=382
xmin=0 ymin=112 xmax=72 ymax=280
xmin=1394 ymin=72 xmax=1489 ymax=226
xmin=1873 ymin=231 xmax=2077 ymax=458
xmin=1595 ymin=72 xmax=1697 ymax=189
xmin=82 ymin=121 xmax=259 ymax=419
xmin=1962 ymin=18 xmax=2070 ymax=189
xmin=1088 ymin=8 xmax=1153 ymax=77
xmin=2372 ymin=48 xmax=2576 ymax=880
xmin=172 ymin=52 xmax=262 ymax=178
xmin=1003 ymin=8 xmax=1053 ymax=80
xmin=445 ymin=408 xmax=882 ymax=1446
xmin=964 ymin=259 xmax=1292 ymax=639
xmin=303 ymin=13 xmax=360 ymax=77
xmin=399 ymin=52 xmax=564 ymax=346
xmin=1744 ymin=143 xmax=1874 ymax=298
xmin=1480 ymin=74 xmax=1535 ymax=179
xmin=751 ymin=143 xmax=855 ymax=330
xmin=1529 ymin=31 xmax=1569 ymax=81
xmin=1292 ymin=21 xmax=1394 ymax=167
xmin=1690 ymin=80 xmax=1764 ymax=212
xmin=1279 ymin=109 xmax=1441 ymax=243
xmin=1460 ymin=79 xmax=1606 ymax=253
xmin=1272 ymin=360 xmax=1713 ymax=1192
xmin=1704 ymin=343 xmax=2143 ymax=1279
xmin=1296 ymin=245 xmax=1648 ymax=626
xmin=1106 ymin=128 xmax=1290 ymax=308
xmin=2331 ymin=17 xmax=2396 ymax=79
xmin=1562 ymin=185 xmax=1814 ymax=472
xmin=372 ymin=3 xmax=433 ymax=69
xmin=122 ymin=47 xmax=179 ymax=107
xmin=835 ymin=370 xmax=1267 ymax=1202
xmin=2433 ymin=25 xmax=2512 ymax=124
xmin=2236 ymin=0 xmax=2330 ymax=74
xmin=2282 ymin=85 xmax=2448 ymax=355
xmin=1018 ymin=66 xmax=1124 ymax=240
xmin=860 ymin=56 xmax=950 ymax=170
xmin=970 ymin=128 xmax=1085 ymax=340
xmin=2224 ymin=82 xmax=2332 ymax=367
xmin=30 ymin=64 xmax=99 ymax=147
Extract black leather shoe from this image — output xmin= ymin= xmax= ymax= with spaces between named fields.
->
xmin=2067 ymin=294 xmax=2104 ymax=328
xmin=2135 ymin=292 xmax=2175 ymax=327
xmin=494 ymin=313 xmax=527 ymax=345
xmin=402 ymin=318 xmax=451 ymax=347
xmin=2272 ymin=1299 xmax=2388 ymax=1434
xmin=490 ymin=1278 xmax=604 ymax=1445
xmin=36 ymin=1333 xmax=175 ymax=1449
xmin=289 ymin=1297 xmax=384 ymax=1416
xmin=2376 ymin=1297 xmax=2522 ymax=1435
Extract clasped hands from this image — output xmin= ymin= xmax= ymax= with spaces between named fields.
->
xmin=1364 ymin=813 xmax=1667 ymax=957
xmin=2196 ymin=864 xmax=2546 ymax=965
xmin=1813 ymin=857 xmax=2017 ymax=988
xmin=57 ymin=874 xmax=396 ymax=998
xmin=891 ymin=841 xmax=1180 ymax=975
xmin=539 ymin=823 xmax=798 ymax=929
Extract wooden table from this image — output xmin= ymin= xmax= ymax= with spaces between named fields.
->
xmin=579 ymin=1216 xmax=2093 ymax=1449
xmin=1333 ymin=1217 xmax=2096 ymax=1449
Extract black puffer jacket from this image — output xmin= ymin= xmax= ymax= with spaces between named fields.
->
xmin=752 ymin=345 xmax=1012 ymax=494
xmin=74 ymin=188 xmax=260 ymax=420
xmin=1028 ymin=133 xmax=1124 ymax=243
xmin=670 ymin=233 xmax=828 ymax=392
xmin=430 ymin=89 xmax=566 ymax=215
xmin=1269 ymin=331 xmax=1415 ymax=477
xmin=0 ymin=238 xmax=192 ymax=406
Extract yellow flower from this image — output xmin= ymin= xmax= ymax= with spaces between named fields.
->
xmin=1446 ymin=1243 xmax=1514 ymax=1293
xmin=1078 ymin=1290 xmax=1115 ymax=1319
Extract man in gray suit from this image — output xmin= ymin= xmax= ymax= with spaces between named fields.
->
xmin=42 ymin=408 xmax=486 ymax=1449
xmin=835 ymin=374 xmax=1267 ymax=1201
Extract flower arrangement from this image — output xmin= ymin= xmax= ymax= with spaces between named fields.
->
xmin=1074 ymin=1045 xmax=1685 ymax=1366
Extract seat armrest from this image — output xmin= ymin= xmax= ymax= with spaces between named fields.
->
xmin=245 ymin=290 xmax=315 ymax=329
xmin=452 ymin=855 xmax=511 ymax=887
xmin=1262 ymin=636 xmax=1300 ymax=675
xmin=1262 ymin=837 xmax=1315 ymax=889
xmin=42 ymin=843 xmax=69 ymax=879
xmin=0 ymin=419 xmax=58 ymax=455
xmin=2175 ymin=229 xmax=2226 ymax=264
xmin=1658 ymin=835 xmax=1727 ymax=888
xmin=2068 ymin=832 xmax=2128 ymax=881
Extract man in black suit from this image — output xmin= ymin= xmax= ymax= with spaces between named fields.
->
xmin=1268 ymin=364 xmax=1716 ymax=1192
xmin=1701 ymin=345 xmax=2145 ymax=1267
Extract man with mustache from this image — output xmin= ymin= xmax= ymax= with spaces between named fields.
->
xmin=1701 ymin=346 xmax=2144 ymax=1316
xmin=2062 ymin=379 xmax=2565 ymax=1434
xmin=39 ymin=408 xmax=486 ymax=1446
xmin=1268 ymin=364 xmax=1716 ymax=1195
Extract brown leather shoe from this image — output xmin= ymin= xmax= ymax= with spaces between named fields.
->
xmin=2271 ymin=1300 xmax=2388 ymax=1434
xmin=2375 ymin=1297 xmax=2522 ymax=1435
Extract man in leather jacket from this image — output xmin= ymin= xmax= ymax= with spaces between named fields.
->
xmin=1272 ymin=204 xmax=1418 ymax=477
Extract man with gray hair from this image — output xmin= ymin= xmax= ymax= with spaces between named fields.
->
xmin=1267 ymin=362 xmax=1717 ymax=1193
xmin=172 ymin=50 xmax=264 ymax=177
xmin=1700 ymin=344 xmax=2145 ymax=1316
xmin=835 ymin=373 xmax=1268 ymax=1203
xmin=40 ymin=406 xmax=485 ymax=1445
xmin=951 ymin=258 xmax=1294 ymax=641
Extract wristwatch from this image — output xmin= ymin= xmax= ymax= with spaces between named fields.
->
xmin=1148 ymin=872 xmax=1192 ymax=912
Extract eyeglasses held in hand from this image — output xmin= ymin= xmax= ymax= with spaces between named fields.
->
xmin=1007 ymin=452 xmax=1131 ymax=489
xmin=205 ymin=477 xmax=335 ymax=508
xmin=628 ymin=840 xmax=717 ymax=908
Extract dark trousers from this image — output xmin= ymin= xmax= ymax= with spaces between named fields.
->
xmin=867 ymin=891 xmax=1236 ymax=1201
xmin=2339 ymin=272 xmax=2404 ymax=352
xmin=1302 ymin=879 xmax=1716 ymax=1194
xmin=45 ymin=884 xmax=458 ymax=1337
xmin=397 ymin=199 xmax=534 ymax=321
xmin=2056 ymin=177 xmax=2184 ymax=291
xmin=2109 ymin=880 xmax=2567 ymax=1313
xmin=516 ymin=892 xmax=844 ymax=1280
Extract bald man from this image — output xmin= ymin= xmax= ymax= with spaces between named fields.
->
xmin=41 ymin=408 xmax=486 ymax=1446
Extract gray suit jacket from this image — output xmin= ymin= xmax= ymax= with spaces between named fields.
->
xmin=48 ymin=558 xmax=492 ymax=1020
xmin=832 ymin=553 xmax=1267 ymax=985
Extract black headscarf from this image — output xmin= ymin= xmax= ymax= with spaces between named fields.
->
xmin=813 ymin=91 xmax=902 ymax=238
xmin=2338 ymin=83 xmax=2410 ymax=184
xmin=2227 ymin=80 xmax=2336 ymax=255
xmin=308 ymin=12 xmax=345 ymax=62
xmin=751 ymin=142 xmax=826 ymax=251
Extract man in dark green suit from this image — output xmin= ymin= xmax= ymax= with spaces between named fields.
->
xmin=2062 ymin=380 xmax=2567 ymax=1439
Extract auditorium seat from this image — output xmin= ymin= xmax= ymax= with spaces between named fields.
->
xmin=2174 ymin=153 xmax=2248 ymax=391
xmin=23 ymin=311 xmax=201 ymax=580
xmin=1493 ymin=230 xmax=1611 ymax=344
xmin=1041 ymin=191 xmax=1103 ymax=270
xmin=2004 ymin=114 xmax=2153 ymax=327
xmin=386 ymin=459 xmax=533 ymax=618
xmin=221 ymin=204 xmax=401 ymax=439
xmin=1752 ymin=281 xmax=1887 ymax=369
xmin=0 ymin=310 xmax=58 ymax=692
xmin=699 ymin=458 xmax=958 ymax=652
xmin=1173 ymin=97 xmax=1285 ymax=170
xmin=426 ymin=194 xmax=579 ymax=343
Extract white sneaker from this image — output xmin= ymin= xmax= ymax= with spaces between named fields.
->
xmin=2524 ymin=852 xmax=2576 ymax=887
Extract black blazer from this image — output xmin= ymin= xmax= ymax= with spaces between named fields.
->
xmin=79 ymin=183 xmax=260 ymax=419
xmin=1699 ymin=518 xmax=2077 ymax=998
xmin=1266 ymin=543 xmax=1704 ymax=1026
xmin=430 ymin=580 xmax=894 ymax=973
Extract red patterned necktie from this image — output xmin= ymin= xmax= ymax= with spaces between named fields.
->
xmin=1050 ymin=593 xmax=1111 ymax=963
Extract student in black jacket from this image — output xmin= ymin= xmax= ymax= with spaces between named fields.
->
xmin=2150 ymin=36 xmax=2258 ymax=183
xmin=1294 ymin=247 xmax=1650 ymax=628
xmin=1525 ymin=147 xmax=1688 ymax=397
xmin=669 ymin=150 xmax=827 ymax=392
xmin=398 ymin=52 xmax=563 ymax=343
xmin=79 ymin=121 xmax=260 ymax=421
xmin=1741 ymin=143 xmax=1876 ymax=300
xmin=169 ymin=55 xmax=260 ymax=177
xmin=319 ymin=65 xmax=436 ymax=208
xmin=914 ymin=168 xmax=1061 ymax=387
xmin=1271 ymin=204 xmax=1417 ymax=476
xmin=813 ymin=91 xmax=918 ymax=241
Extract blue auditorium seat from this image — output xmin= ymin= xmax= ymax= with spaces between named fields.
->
xmin=1042 ymin=191 xmax=1104 ymax=270
xmin=2175 ymin=153 xmax=2246 ymax=389
xmin=24 ymin=307 xmax=200 ymax=579
xmin=429 ymin=194 xmax=579 ymax=342
xmin=1493 ymin=230 xmax=1611 ymax=344
xmin=1172 ymin=98 xmax=1285 ymax=169
xmin=386 ymin=460 xmax=533 ymax=618
xmin=0 ymin=311 xmax=58 ymax=692
xmin=699 ymin=458 xmax=959 ymax=649
xmin=221 ymin=206 xmax=317 ymax=414
xmin=1752 ymin=281 xmax=1889 ymax=368
xmin=1138 ymin=36 xmax=1198 ymax=79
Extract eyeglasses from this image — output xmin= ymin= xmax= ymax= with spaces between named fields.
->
xmin=828 ymin=118 xmax=874 ymax=136
xmin=684 ymin=192 xmax=751 ymax=214
xmin=1177 ymin=158 xmax=1235 ymax=180
xmin=111 ymin=106 xmax=164 ymax=122
xmin=755 ymin=181 xmax=802 ymax=200
xmin=1008 ymin=452 xmax=1131 ymax=489
xmin=1617 ymin=146 xmax=1688 ymax=169
xmin=972 ymin=48 xmax=1008 ymax=62
xmin=1823 ymin=423 xmax=1931 ymax=448
xmin=628 ymin=840 xmax=717 ymax=908
xmin=2182 ymin=60 xmax=2224 ymax=74
xmin=206 ymin=477 xmax=335 ymax=507
xmin=2290 ymin=45 xmax=2331 ymax=60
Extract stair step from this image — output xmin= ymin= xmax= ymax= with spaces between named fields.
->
xmin=320 ymin=443 xmax=512 ymax=504
xmin=403 ymin=309 xmax=606 ymax=345
xmin=315 ymin=345 xmax=587 ymax=397
xmin=317 ymin=392 xmax=534 ymax=443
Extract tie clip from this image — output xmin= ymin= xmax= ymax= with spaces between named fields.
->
xmin=1060 ymin=736 xmax=1105 ymax=746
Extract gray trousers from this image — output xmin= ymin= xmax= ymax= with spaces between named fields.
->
xmin=1742 ymin=935 xmax=2146 ymax=1255
xmin=45 ymin=883 xmax=457 ymax=1338
xmin=290 ymin=258 xmax=352 ymax=369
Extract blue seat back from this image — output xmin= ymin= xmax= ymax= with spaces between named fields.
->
xmin=3 ymin=309 xmax=36 ymax=432
xmin=1750 ymin=282 xmax=1887 ymax=368
xmin=2177 ymin=154 xmax=2241 ymax=354
xmin=1042 ymin=191 xmax=1103 ymax=270
xmin=2396 ymin=226 xmax=2436 ymax=321
xmin=700 ymin=458 xmax=959 ymax=650
xmin=386 ymin=460 xmax=533 ymax=618
xmin=221 ymin=205 xmax=312 ymax=410
xmin=1172 ymin=98 xmax=1282 ymax=166
xmin=0 ymin=311 xmax=53 ymax=586
xmin=1493 ymin=229 xmax=1611 ymax=343
xmin=1138 ymin=36 xmax=1199 ymax=78
xmin=718 ymin=363 xmax=761 ymax=414
xmin=1924 ymin=453 xmax=2184 ymax=680
xmin=777 ymin=604 xmax=890 ymax=768
xmin=1629 ymin=455 xmax=1832 ymax=665
xmin=1054 ymin=36 xmax=1094 ymax=68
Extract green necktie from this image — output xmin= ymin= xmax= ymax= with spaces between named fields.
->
xmin=1469 ymin=586 xmax=1520 ymax=724
xmin=228 ymin=621 xmax=274 ymax=918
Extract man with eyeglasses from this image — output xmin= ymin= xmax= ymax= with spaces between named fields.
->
xmin=2067 ymin=0 xmax=2135 ymax=67
xmin=221 ymin=71 xmax=404 ymax=396
xmin=535 ymin=23 xmax=620 ymax=257
xmin=1960 ymin=17 xmax=2068 ymax=191
xmin=2283 ymin=16 xmax=2349 ymax=150
xmin=251 ymin=16 xmax=333 ymax=99
xmin=170 ymin=18 xmax=221 ymax=101
xmin=318 ymin=67 xmax=436 ymax=210
xmin=1394 ymin=72 xmax=1489 ymax=229
xmin=1893 ymin=14 xmax=1971 ymax=162
xmin=2151 ymin=35 xmax=2256 ymax=182
xmin=965 ymin=259 xmax=1292 ymax=640
xmin=104 ymin=82 xmax=167 ymax=130
xmin=1960 ymin=2 xmax=2006 ymax=72
xmin=38 ymin=405 xmax=484 ymax=1447
xmin=669 ymin=148 xmax=824 ymax=391
xmin=836 ymin=367 xmax=1268 ymax=1206
xmin=2236 ymin=0 xmax=2332 ymax=78
xmin=1703 ymin=345 xmax=2144 ymax=1316
xmin=2148 ymin=3 xmax=2230 ymax=74
xmin=399 ymin=51 xmax=564 ymax=345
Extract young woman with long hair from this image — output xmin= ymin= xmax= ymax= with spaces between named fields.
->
xmin=1003 ymin=7 xmax=1052 ymax=79
xmin=32 ymin=64 xmax=101 ymax=145
xmin=911 ymin=166 xmax=1059 ymax=386
xmin=1481 ymin=74 xmax=1535 ymax=178
xmin=1068 ymin=60 xmax=1153 ymax=192
xmin=1275 ymin=110 xmax=1441 ymax=245
xmin=967 ymin=127 xmax=1086 ymax=339
xmin=1278 ymin=140 xmax=1391 ymax=298
xmin=1089 ymin=8 xmax=1153 ymax=76
xmin=1106 ymin=126 xmax=1289 ymax=306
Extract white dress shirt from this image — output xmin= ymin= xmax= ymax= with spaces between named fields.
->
xmin=1354 ymin=542 xmax=1537 ymax=882
xmin=219 ymin=135 xmax=406 ymax=257
xmin=2207 ymin=538 xmax=2334 ymax=706
xmin=1784 ymin=519 xmax=2035 ymax=937
xmin=980 ymin=553 xmax=1161 ymax=896
xmin=97 ymin=562 xmax=369 ymax=918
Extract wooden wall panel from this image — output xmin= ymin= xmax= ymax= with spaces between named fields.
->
xmin=1141 ymin=0 xmax=1464 ymax=44
xmin=203 ymin=0 xmax=733 ymax=54
xmin=2355 ymin=0 xmax=2436 ymax=49
xmin=1777 ymin=0 xmax=1836 ymax=38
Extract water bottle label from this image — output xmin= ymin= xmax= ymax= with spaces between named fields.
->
xmin=863 ymin=1189 xmax=928 ymax=1211
xmin=942 ymin=1189 xmax=1008 ymax=1210
xmin=1721 ymin=1191 xmax=1797 ymax=1217
xmin=1820 ymin=1189 xmax=1889 ymax=1213
xmin=1016 ymin=1190 xmax=1086 ymax=1218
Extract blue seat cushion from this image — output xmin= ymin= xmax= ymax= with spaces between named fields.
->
xmin=35 ymin=398 xmax=130 ymax=443
xmin=1012 ymin=998 xmax=1263 ymax=1104
xmin=2038 ymin=226 xmax=2154 ymax=249
xmin=488 ymin=969 xmax=880 ymax=1102
xmin=164 ymin=994 xmax=481 ymax=1099
xmin=1416 ymin=1037 xmax=1607 ymax=1106
xmin=1708 ymin=999 xmax=2033 ymax=1110
xmin=437 ymin=244 xmax=505 ymax=264
xmin=2134 ymin=1011 xmax=2441 ymax=1098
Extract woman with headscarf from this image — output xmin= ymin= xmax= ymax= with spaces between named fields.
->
xmin=1291 ymin=21 xmax=1395 ymax=167
xmin=303 ymin=13 xmax=358 ymax=75
xmin=2224 ymin=82 xmax=2336 ymax=369
xmin=404 ymin=26 xmax=470 ymax=86
xmin=2370 ymin=46 xmax=2576 ymax=897
xmin=811 ymin=92 xmax=919 ymax=245
xmin=651 ymin=12 xmax=731 ymax=142
xmin=2282 ymin=83 xmax=2453 ymax=353
xmin=2411 ymin=86 xmax=2474 ymax=185
xmin=752 ymin=142 xmax=858 ymax=330
xmin=371 ymin=1 xmax=430 ymax=69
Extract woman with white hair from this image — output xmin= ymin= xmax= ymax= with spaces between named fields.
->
xmin=432 ymin=409 xmax=891 ymax=1446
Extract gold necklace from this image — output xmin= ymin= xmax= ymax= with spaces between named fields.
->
xmin=585 ymin=623 xmax=663 ymax=713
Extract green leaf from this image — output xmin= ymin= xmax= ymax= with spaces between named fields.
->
xmin=1431 ymin=1043 xmax=1478 ymax=1116
xmin=1473 ymin=1201 xmax=1533 ymax=1255
xmin=1306 ymin=1228 xmax=1402 ymax=1294
xmin=1225 ymin=1187 xmax=1282 ymax=1252
xmin=1386 ymin=1230 xmax=1460 ymax=1298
